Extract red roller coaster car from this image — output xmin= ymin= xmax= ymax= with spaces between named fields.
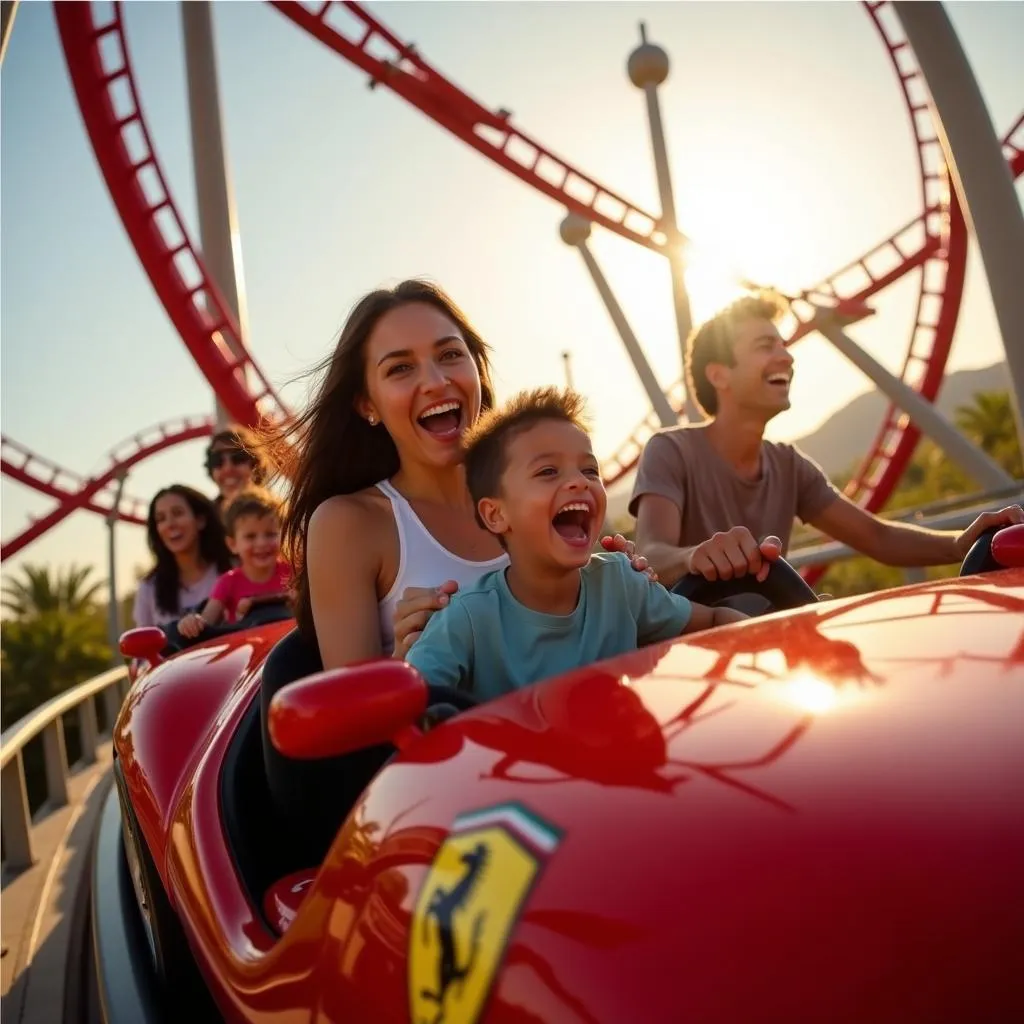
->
xmin=102 ymin=526 xmax=1024 ymax=1023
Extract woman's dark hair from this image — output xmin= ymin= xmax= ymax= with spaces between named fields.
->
xmin=205 ymin=424 xmax=268 ymax=485
xmin=143 ymin=484 xmax=233 ymax=616
xmin=261 ymin=279 xmax=495 ymax=640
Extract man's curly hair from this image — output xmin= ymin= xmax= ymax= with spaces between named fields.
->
xmin=686 ymin=291 xmax=787 ymax=417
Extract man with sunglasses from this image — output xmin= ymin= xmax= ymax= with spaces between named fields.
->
xmin=205 ymin=426 xmax=267 ymax=517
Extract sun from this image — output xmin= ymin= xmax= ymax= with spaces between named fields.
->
xmin=678 ymin=238 xmax=755 ymax=324
xmin=587 ymin=194 xmax=798 ymax=358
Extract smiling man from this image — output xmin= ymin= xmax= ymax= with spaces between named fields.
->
xmin=631 ymin=292 xmax=1023 ymax=587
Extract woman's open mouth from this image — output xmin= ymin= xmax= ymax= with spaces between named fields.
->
xmin=417 ymin=400 xmax=463 ymax=441
xmin=551 ymin=501 xmax=593 ymax=548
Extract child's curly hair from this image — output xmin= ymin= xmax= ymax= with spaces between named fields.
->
xmin=463 ymin=386 xmax=591 ymax=529
xmin=222 ymin=486 xmax=284 ymax=538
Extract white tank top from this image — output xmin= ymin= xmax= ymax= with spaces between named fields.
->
xmin=376 ymin=479 xmax=509 ymax=655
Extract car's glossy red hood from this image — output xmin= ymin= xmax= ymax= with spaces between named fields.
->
xmin=319 ymin=570 xmax=1024 ymax=1022
xmin=115 ymin=620 xmax=292 ymax=886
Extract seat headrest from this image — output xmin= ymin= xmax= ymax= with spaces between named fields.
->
xmin=262 ymin=627 xmax=324 ymax=698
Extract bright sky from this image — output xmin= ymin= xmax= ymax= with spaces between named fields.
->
xmin=2 ymin=0 xmax=1022 ymax=606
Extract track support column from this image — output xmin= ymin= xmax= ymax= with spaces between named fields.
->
xmin=106 ymin=472 xmax=127 ymax=662
xmin=814 ymin=309 xmax=1015 ymax=491
xmin=0 ymin=0 xmax=18 ymax=66
xmin=628 ymin=23 xmax=700 ymax=422
xmin=561 ymin=215 xmax=677 ymax=429
xmin=181 ymin=1 xmax=251 ymax=429
xmin=893 ymin=1 xmax=1024 ymax=450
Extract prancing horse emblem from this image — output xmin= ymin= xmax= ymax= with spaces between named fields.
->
xmin=419 ymin=843 xmax=489 ymax=1021
xmin=408 ymin=803 xmax=563 ymax=1024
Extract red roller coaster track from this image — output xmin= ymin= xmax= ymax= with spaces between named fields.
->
xmin=1 ymin=435 xmax=149 ymax=527
xmin=36 ymin=2 xmax=1023 ymax=574
xmin=1 ymin=417 xmax=213 ymax=561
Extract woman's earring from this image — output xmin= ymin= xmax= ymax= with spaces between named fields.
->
xmin=367 ymin=414 xmax=377 ymax=426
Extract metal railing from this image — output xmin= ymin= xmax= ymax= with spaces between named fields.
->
xmin=1 ymin=665 xmax=128 ymax=872
xmin=788 ymin=492 xmax=1024 ymax=569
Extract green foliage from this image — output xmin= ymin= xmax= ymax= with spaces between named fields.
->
xmin=816 ymin=389 xmax=1021 ymax=597
xmin=2 ymin=562 xmax=104 ymax=618
xmin=1 ymin=564 xmax=113 ymax=730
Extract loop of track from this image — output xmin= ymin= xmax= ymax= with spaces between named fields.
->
xmin=268 ymin=1 xmax=673 ymax=252
xmin=1001 ymin=112 xmax=1024 ymax=176
xmin=53 ymin=2 xmax=288 ymax=430
xmin=1 ymin=416 xmax=213 ymax=561
xmin=271 ymin=0 xmax=971 ymax=524
xmin=2 ymin=435 xmax=148 ymax=526
xmin=602 ymin=0 xmax=971 ymax=490
xmin=50 ymin=1 xmax=1020 ymax=566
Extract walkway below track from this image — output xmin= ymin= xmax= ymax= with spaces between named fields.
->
xmin=1 ymin=752 xmax=112 ymax=1024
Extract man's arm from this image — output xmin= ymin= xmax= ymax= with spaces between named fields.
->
xmin=630 ymin=434 xmax=691 ymax=587
xmin=636 ymin=494 xmax=780 ymax=587
xmin=811 ymin=495 xmax=1024 ymax=566
xmin=634 ymin=493 xmax=697 ymax=587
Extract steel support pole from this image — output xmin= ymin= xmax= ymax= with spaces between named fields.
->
xmin=893 ymin=1 xmax=1024 ymax=450
xmin=106 ymin=473 xmax=128 ymax=660
xmin=562 ymin=351 xmax=574 ymax=391
xmin=0 ymin=0 xmax=19 ymax=66
xmin=181 ymin=1 xmax=250 ymax=429
xmin=628 ymin=24 xmax=700 ymax=423
xmin=814 ymin=310 xmax=1014 ymax=491
xmin=560 ymin=215 xmax=677 ymax=428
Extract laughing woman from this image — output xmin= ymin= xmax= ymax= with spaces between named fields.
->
xmin=132 ymin=485 xmax=234 ymax=628
xmin=267 ymin=280 xmax=649 ymax=670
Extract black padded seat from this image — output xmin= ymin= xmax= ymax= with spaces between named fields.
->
xmin=259 ymin=628 xmax=394 ymax=868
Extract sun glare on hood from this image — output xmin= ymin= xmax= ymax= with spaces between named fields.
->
xmin=782 ymin=673 xmax=841 ymax=715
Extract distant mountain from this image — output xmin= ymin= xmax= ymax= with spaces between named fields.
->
xmin=793 ymin=361 xmax=1011 ymax=477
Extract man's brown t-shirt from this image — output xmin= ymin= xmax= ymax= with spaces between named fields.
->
xmin=628 ymin=425 xmax=840 ymax=552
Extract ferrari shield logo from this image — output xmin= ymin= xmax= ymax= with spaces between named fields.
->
xmin=409 ymin=802 xmax=562 ymax=1024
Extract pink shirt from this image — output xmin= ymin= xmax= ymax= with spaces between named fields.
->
xmin=210 ymin=561 xmax=291 ymax=622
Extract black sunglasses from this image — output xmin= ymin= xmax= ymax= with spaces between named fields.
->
xmin=206 ymin=450 xmax=253 ymax=471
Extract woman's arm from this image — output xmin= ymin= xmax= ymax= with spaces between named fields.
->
xmin=307 ymin=496 xmax=388 ymax=669
xmin=132 ymin=581 xmax=154 ymax=628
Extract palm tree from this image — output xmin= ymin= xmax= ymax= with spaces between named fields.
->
xmin=955 ymin=390 xmax=1011 ymax=449
xmin=954 ymin=390 xmax=1022 ymax=477
xmin=1 ymin=608 xmax=111 ymax=728
xmin=1 ymin=564 xmax=111 ymax=729
xmin=1 ymin=564 xmax=105 ymax=618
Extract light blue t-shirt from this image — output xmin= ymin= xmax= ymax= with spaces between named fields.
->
xmin=405 ymin=551 xmax=693 ymax=700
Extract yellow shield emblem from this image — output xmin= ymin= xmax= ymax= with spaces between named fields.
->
xmin=408 ymin=803 xmax=562 ymax=1024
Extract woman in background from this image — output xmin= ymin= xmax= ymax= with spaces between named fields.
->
xmin=132 ymin=484 xmax=234 ymax=628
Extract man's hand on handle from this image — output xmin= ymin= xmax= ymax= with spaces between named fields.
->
xmin=687 ymin=527 xmax=783 ymax=583
xmin=954 ymin=505 xmax=1024 ymax=561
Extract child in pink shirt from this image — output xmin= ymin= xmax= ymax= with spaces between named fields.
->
xmin=179 ymin=488 xmax=291 ymax=637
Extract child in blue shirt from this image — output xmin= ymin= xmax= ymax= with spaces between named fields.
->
xmin=405 ymin=387 xmax=746 ymax=700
